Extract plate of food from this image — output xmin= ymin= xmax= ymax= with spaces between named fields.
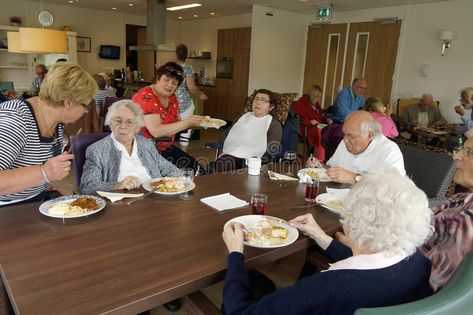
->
xmin=224 ymin=215 xmax=299 ymax=248
xmin=143 ymin=177 xmax=195 ymax=195
xmin=39 ymin=195 xmax=106 ymax=219
xmin=200 ymin=116 xmax=227 ymax=129
xmin=298 ymin=168 xmax=331 ymax=182
xmin=315 ymin=193 xmax=344 ymax=214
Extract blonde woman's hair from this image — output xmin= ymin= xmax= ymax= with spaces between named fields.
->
xmin=39 ymin=61 xmax=98 ymax=108
xmin=363 ymin=96 xmax=386 ymax=116
xmin=306 ymin=84 xmax=322 ymax=101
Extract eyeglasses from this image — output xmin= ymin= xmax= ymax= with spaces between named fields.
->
xmin=456 ymin=147 xmax=473 ymax=159
xmin=80 ymin=100 xmax=92 ymax=113
xmin=343 ymin=133 xmax=362 ymax=141
xmin=112 ymin=117 xmax=136 ymax=127
xmin=163 ymin=66 xmax=183 ymax=78
xmin=253 ymin=97 xmax=270 ymax=104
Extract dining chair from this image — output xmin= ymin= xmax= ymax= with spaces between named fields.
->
xmin=393 ymin=138 xmax=456 ymax=206
xmin=354 ymin=253 xmax=473 ymax=315
xmin=70 ymin=133 xmax=109 ymax=187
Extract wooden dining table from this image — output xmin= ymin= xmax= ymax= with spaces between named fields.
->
xmin=0 ymin=165 xmax=342 ymax=315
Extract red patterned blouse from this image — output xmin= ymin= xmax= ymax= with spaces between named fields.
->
xmin=132 ymin=86 xmax=180 ymax=151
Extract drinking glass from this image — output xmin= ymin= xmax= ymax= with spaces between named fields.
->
xmin=305 ymin=181 xmax=319 ymax=203
xmin=251 ymin=194 xmax=268 ymax=215
xmin=284 ymin=151 xmax=297 ymax=175
xmin=179 ymin=168 xmax=195 ymax=200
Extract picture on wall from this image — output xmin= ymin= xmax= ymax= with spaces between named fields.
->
xmin=77 ymin=36 xmax=91 ymax=52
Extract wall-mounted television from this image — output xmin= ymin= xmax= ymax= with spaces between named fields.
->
xmin=99 ymin=45 xmax=120 ymax=60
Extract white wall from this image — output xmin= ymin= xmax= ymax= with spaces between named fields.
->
xmin=304 ymin=0 xmax=473 ymax=123
xmin=249 ymin=5 xmax=308 ymax=95
xmin=178 ymin=13 xmax=251 ymax=78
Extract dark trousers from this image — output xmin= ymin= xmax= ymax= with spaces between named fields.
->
xmin=160 ymin=145 xmax=203 ymax=174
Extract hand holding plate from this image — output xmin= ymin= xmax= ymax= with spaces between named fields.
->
xmin=222 ymin=222 xmax=246 ymax=254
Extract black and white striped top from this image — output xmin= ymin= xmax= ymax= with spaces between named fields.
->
xmin=0 ymin=99 xmax=64 ymax=205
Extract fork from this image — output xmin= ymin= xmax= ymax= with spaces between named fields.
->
xmin=262 ymin=171 xmax=287 ymax=187
xmin=67 ymin=128 xmax=82 ymax=154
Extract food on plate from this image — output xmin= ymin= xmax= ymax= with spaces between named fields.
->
xmin=150 ymin=178 xmax=185 ymax=192
xmin=320 ymin=199 xmax=343 ymax=212
xmin=246 ymin=218 xmax=288 ymax=245
xmin=48 ymin=198 xmax=99 ymax=216
xmin=71 ymin=197 xmax=100 ymax=210
xmin=201 ymin=116 xmax=225 ymax=128
xmin=305 ymin=169 xmax=330 ymax=180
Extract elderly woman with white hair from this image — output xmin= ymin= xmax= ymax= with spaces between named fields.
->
xmin=222 ymin=171 xmax=433 ymax=315
xmin=80 ymin=100 xmax=180 ymax=194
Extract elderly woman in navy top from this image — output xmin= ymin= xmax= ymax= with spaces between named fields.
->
xmin=222 ymin=171 xmax=433 ymax=315
xmin=80 ymin=100 xmax=180 ymax=194
xmin=0 ymin=62 xmax=97 ymax=207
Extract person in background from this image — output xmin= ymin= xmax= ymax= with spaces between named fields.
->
xmin=30 ymin=64 xmax=48 ymax=95
xmin=420 ymin=134 xmax=473 ymax=291
xmin=401 ymin=94 xmax=446 ymax=130
xmin=292 ymin=84 xmax=333 ymax=161
xmin=98 ymin=72 xmax=117 ymax=96
xmin=93 ymin=74 xmax=116 ymax=117
xmin=209 ymin=89 xmax=282 ymax=173
xmin=80 ymin=100 xmax=180 ymax=194
xmin=132 ymin=62 xmax=203 ymax=173
xmin=455 ymin=87 xmax=473 ymax=134
xmin=363 ymin=96 xmax=398 ymax=138
xmin=175 ymin=43 xmax=208 ymax=146
xmin=326 ymin=78 xmax=367 ymax=124
xmin=326 ymin=111 xmax=405 ymax=184
xmin=0 ymin=62 xmax=97 ymax=207
xmin=222 ymin=171 xmax=433 ymax=315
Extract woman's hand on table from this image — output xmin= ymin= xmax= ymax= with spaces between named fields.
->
xmin=290 ymin=214 xmax=332 ymax=250
xmin=113 ymin=176 xmax=141 ymax=190
xmin=223 ymin=222 xmax=247 ymax=254
xmin=310 ymin=119 xmax=320 ymax=126
xmin=185 ymin=115 xmax=204 ymax=128
xmin=43 ymin=153 xmax=74 ymax=181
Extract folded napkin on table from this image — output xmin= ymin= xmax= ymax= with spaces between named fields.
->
xmin=97 ymin=191 xmax=144 ymax=203
xmin=268 ymin=170 xmax=298 ymax=181
xmin=297 ymin=169 xmax=329 ymax=183
xmin=200 ymin=193 xmax=249 ymax=212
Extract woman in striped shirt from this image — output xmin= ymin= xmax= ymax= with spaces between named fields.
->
xmin=0 ymin=62 xmax=98 ymax=207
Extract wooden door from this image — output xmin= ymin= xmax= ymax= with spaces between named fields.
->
xmin=343 ymin=21 xmax=401 ymax=105
xmin=303 ymin=23 xmax=347 ymax=108
xmin=217 ymin=29 xmax=234 ymax=59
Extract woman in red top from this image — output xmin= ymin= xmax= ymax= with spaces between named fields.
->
xmin=293 ymin=85 xmax=332 ymax=161
xmin=132 ymin=62 xmax=203 ymax=172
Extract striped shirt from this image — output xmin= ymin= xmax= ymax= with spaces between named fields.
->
xmin=94 ymin=89 xmax=116 ymax=112
xmin=0 ymin=99 xmax=64 ymax=205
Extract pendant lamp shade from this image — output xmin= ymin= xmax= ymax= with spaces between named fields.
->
xmin=7 ymin=32 xmax=22 ymax=53
xmin=19 ymin=28 xmax=67 ymax=53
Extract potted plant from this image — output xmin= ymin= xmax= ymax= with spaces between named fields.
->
xmin=10 ymin=16 xmax=22 ymax=26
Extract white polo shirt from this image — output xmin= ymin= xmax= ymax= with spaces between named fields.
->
xmin=327 ymin=135 xmax=406 ymax=176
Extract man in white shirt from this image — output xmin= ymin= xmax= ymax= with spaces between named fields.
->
xmin=326 ymin=111 xmax=405 ymax=184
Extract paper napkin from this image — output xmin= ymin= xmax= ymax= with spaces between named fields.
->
xmin=268 ymin=170 xmax=299 ymax=181
xmin=200 ymin=193 xmax=249 ymax=211
xmin=97 ymin=191 xmax=144 ymax=203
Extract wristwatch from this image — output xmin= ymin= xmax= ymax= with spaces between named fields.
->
xmin=354 ymin=174 xmax=362 ymax=182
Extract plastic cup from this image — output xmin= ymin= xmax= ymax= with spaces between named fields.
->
xmin=251 ymin=193 xmax=267 ymax=215
xmin=305 ymin=181 xmax=319 ymax=202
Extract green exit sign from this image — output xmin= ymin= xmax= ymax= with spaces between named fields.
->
xmin=317 ymin=7 xmax=332 ymax=20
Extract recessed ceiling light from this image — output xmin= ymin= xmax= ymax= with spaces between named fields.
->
xmin=112 ymin=7 xmax=117 ymax=10
xmin=210 ymin=12 xmax=215 ymax=15
xmin=68 ymin=0 xmax=74 ymax=3
xmin=193 ymin=14 xmax=198 ymax=18
xmin=167 ymin=3 xmax=202 ymax=11
xmin=128 ymin=3 xmax=134 ymax=7
xmin=178 ymin=16 xmax=183 ymax=20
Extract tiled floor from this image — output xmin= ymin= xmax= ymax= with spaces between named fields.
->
xmin=56 ymin=128 xmax=307 ymax=314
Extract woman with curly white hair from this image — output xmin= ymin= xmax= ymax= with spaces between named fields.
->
xmin=222 ymin=170 xmax=433 ymax=315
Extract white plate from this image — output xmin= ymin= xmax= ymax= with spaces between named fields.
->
xmin=39 ymin=195 xmax=106 ymax=219
xmin=224 ymin=215 xmax=299 ymax=249
xmin=143 ymin=177 xmax=196 ymax=195
xmin=298 ymin=168 xmax=331 ymax=182
xmin=315 ymin=193 xmax=343 ymax=214
xmin=200 ymin=117 xmax=227 ymax=129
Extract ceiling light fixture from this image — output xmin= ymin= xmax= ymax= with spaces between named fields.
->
xmin=167 ymin=3 xmax=202 ymax=11
xmin=178 ymin=16 xmax=183 ymax=19
xmin=68 ymin=0 xmax=74 ymax=3
xmin=193 ymin=14 xmax=198 ymax=18
xmin=112 ymin=7 xmax=117 ymax=10
xmin=128 ymin=3 xmax=134 ymax=7
xmin=210 ymin=12 xmax=215 ymax=15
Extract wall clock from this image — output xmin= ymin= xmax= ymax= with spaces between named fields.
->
xmin=38 ymin=10 xmax=54 ymax=27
